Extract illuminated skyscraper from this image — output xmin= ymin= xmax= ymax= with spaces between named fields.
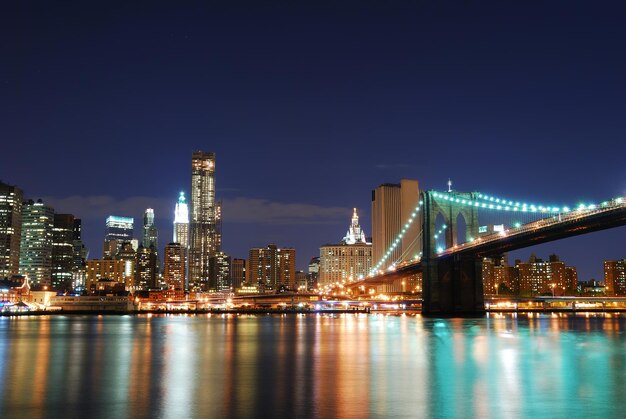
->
xmin=189 ymin=151 xmax=221 ymax=291
xmin=103 ymin=216 xmax=134 ymax=258
xmin=71 ymin=219 xmax=87 ymax=292
xmin=319 ymin=208 xmax=372 ymax=287
xmin=164 ymin=242 xmax=185 ymax=290
xmin=209 ymin=251 xmax=231 ymax=292
xmin=135 ymin=244 xmax=157 ymax=290
xmin=51 ymin=214 xmax=76 ymax=291
xmin=19 ymin=199 xmax=55 ymax=286
xmin=143 ymin=208 xmax=158 ymax=250
xmin=248 ymin=244 xmax=296 ymax=292
xmin=605 ymin=259 xmax=626 ymax=296
xmin=173 ymin=192 xmax=189 ymax=289
xmin=173 ymin=192 xmax=189 ymax=247
xmin=231 ymin=258 xmax=246 ymax=289
xmin=0 ymin=181 xmax=23 ymax=278
xmin=115 ymin=241 xmax=136 ymax=289
xmin=371 ymin=179 xmax=420 ymax=271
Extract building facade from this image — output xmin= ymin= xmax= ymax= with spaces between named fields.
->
xmin=103 ymin=216 xmax=134 ymax=258
xmin=86 ymin=259 xmax=126 ymax=291
xmin=248 ymin=244 xmax=296 ymax=292
xmin=164 ymin=242 xmax=185 ymax=290
xmin=231 ymin=258 xmax=246 ymax=289
xmin=51 ymin=214 xmax=76 ymax=291
xmin=19 ymin=199 xmax=55 ymax=286
xmin=371 ymin=179 xmax=420 ymax=271
xmin=605 ymin=259 xmax=626 ymax=296
xmin=319 ymin=208 xmax=372 ymax=287
xmin=515 ymin=254 xmax=577 ymax=296
xmin=114 ymin=241 xmax=137 ymax=289
xmin=0 ymin=182 xmax=23 ymax=278
xmin=143 ymin=208 xmax=158 ymax=250
xmin=208 ymin=251 xmax=230 ymax=292
xmin=173 ymin=191 xmax=189 ymax=288
xmin=71 ymin=219 xmax=87 ymax=292
xmin=189 ymin=151 xmax=221 ymax=291
xmin=135 ymin=245 xmax=158 ymax=290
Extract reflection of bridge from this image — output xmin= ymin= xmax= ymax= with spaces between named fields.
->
xmin=347 ymin=190 xmax=626 ymax=315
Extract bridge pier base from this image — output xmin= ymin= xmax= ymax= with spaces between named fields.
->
xmin=422 ymin=255 xmax=485 ymax=316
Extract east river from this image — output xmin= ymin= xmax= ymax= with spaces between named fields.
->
xmin=1 ymin=313 xmax=625 ymax=418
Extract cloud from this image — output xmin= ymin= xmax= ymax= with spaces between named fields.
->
xmin=42 ymin=195 xmax=350 ymax=225
xmin=42 ymin=195 xmax=171 ymax=221
xmin=222 ymin=197 xmax=349 ymax=225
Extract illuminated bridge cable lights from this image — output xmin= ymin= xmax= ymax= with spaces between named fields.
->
xmin=369 ymin=200 xmax=424 ymax=275
xmin=432 ymin=191 xmax=585 ymax=214
xmin=474 ymin=192 xmax=601 ymax=214
xmin=433 ymin=224 xmax=447 ymax=253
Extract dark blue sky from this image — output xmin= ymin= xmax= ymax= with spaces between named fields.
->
xmin=2 ymin=1 xmax=626 ymax=278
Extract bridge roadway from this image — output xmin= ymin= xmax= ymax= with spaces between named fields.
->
xmin=438 ymin=199 xmax=626 ymax=258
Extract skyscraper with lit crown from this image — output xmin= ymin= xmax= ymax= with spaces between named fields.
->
xmin=173 ymin=192 xmax=189 ymax=247
xmin=319 ymin=208 xmax=372 ymax=287
xmin=189 ymin=151 xmax=222 ymax=291
xmin=173 ymin=191 xmax=189 ymax=288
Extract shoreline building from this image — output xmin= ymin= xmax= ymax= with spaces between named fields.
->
xmin=371 ymin=179 xmax=420 ymax=272
xmin=189 ymin=151 xmax=222 ymax=291
xmin=71 ymin=219 xmax=87 ymax=292
xmin=0 ymin=182 xmax=23 ymax=278
xmin=319 ymin=208 xmax=372 ymax=287
xmin=19 ymin=199 xmax=55 ymax=286
xmin=51 ymin=214 xmax=76 ymax=291
xmin=231 ymin=258 xmax=246 ymax=290
xmin=135 ymin=244 xmax=158 ymax=290
xmin=209 ymin=251 xmax=231 ymax=292
xmin=514 ymin=254 xmax=577 ymax=296
xmin=605 ymin=259 xmax=626 ymax=296
xmin=248 ymin=244 xmax=296 ymax=292
xmin=164 ymin=242 xmax=185 ymax=290
xmin=86 ymin=259 xmax=126 ymax=291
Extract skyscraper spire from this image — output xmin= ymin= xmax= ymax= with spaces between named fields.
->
xmin=343 ymin=208 xmax=368 ymax=245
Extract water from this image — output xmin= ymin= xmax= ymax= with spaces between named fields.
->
xmin=0 ymin=313 xmax=625 ymax=418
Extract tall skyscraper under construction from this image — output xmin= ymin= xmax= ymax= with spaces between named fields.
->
xmin=189 ymin=151 xmax=222 ymax=291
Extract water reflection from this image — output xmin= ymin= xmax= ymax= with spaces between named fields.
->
xmin=1 ymin=313 xmax=626 ymax=418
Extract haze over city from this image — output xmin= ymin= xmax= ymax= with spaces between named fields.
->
xmin=3 ymin=1 xmax=626 ymax=279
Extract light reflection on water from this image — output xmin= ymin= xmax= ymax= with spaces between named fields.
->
xmin=0 ymin=313 xmax=625 ymax=418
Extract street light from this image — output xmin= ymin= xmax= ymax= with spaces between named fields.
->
xmin=550 ymin=283 xmax=556 ymax=297
xmin=495 ymin=283 xmax=499 ymax=296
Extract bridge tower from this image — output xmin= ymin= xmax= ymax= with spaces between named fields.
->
xmin=422 ymin=190 xmax=485 ymax=315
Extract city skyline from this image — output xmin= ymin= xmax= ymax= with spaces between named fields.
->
xmin=3 ymin=2 xmax=626 ymax=279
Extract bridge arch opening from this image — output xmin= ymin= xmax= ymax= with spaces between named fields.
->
xmin=456 ymin=212 xmax=468 ymax=246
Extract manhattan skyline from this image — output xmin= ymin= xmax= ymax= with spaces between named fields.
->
xmin=3 ymin=2 xmax=626 ymax=278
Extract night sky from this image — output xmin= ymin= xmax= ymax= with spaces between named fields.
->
xmin=2 ymin=1 xmax=626 ymax=279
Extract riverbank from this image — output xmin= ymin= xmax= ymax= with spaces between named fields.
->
xmin=0 ymin=307 xmax=373 ymax=316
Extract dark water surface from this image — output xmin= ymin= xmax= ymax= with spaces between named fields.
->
xmin=0 ymin=313 xmax=625 ymax=418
